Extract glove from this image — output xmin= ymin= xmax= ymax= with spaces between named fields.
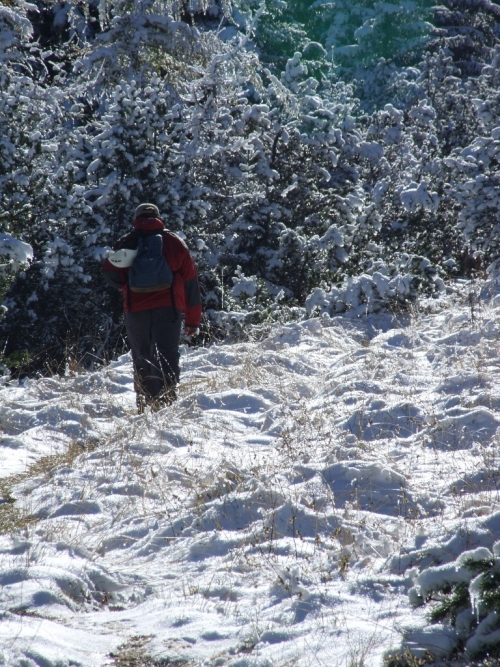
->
xmin=184 ymin=326 xmax=199 ymax=337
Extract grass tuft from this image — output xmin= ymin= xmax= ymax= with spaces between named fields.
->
xmin=0 ymin=440 xmax=98 ymax=535
xmin=109 ymin=635 xmax=192 ymax=666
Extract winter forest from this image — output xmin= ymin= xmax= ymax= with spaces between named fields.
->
xmin=3 ymin=2 xmax=500 ymax=667
xmin=0 ymin=0 xmax=499 ymax=372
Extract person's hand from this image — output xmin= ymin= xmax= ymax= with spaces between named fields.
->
xmin=184 ymin=326 xmax=199 ymax=338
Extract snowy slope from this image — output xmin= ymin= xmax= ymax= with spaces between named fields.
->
xmin=1 ymin=289 xmax=500 ymax=667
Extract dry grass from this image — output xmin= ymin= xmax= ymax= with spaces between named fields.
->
xmin=384 ymin=650 xmax=436 ymax=667
xmin=385 ymin=649 xmax=500 ymax=667
xmin=0 ymin=440 xmax=98 ymax=535
xmin=109 ymin=635 xmax=192 ymax=667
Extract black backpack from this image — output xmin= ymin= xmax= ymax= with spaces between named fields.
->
xmin=128 ymin=232 xmax=173 ymax=293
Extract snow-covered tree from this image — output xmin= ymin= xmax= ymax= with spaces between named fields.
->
xmin=2 ymin=0 xmax=500 ymax=371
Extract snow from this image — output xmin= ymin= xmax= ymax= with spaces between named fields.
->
xmin=2 ymin=290 xmax=500 ymax=665
xmin=0 ymin=233 xmax=33 ymax=272
xmin=400 ymin=181 xmax=440 ymax=214
xmin=232 ymin=276 xmax=258 ymax=298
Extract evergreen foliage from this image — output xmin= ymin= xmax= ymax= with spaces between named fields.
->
xmin=233 ymin=0 xmax=435 ymax=69
xmin=0 ymin=0 xmax=500 ymax=374
xmin=407 ymin=547 xmax=500 ymax=661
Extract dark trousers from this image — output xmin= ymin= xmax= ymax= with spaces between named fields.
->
xmin=125 ymin=307 xmax=182 ymax=402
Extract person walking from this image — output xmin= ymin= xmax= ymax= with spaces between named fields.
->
xmin=102 ymin=203 xmax=202 ymax=412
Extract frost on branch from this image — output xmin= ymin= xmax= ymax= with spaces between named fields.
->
xmin=396 ymin=544 xmax=500 ymax=662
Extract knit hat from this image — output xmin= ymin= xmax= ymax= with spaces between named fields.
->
xmin=134 ymin=203 xmax=160 ymax=219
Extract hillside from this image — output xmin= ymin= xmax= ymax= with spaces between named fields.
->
xmin=2 ymin=284 xmax=500 ymax=666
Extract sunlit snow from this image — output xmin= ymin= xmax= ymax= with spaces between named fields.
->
xmin=1 ymin=288 xmax=500 ymax=666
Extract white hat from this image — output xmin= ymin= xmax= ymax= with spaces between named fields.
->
xmin=107 ymin=248 xmax=138 ymax=268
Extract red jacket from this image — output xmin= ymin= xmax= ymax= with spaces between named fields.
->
xmin=102 ymin=217 xmax=202 ymax=327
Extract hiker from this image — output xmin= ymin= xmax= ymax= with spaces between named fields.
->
xmin=102 ymin=203 xmax=202 ymax=412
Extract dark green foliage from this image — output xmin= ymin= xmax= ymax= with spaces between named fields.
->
xmin=245 ymin=0 xmax=435 ymax=70
xmin=463 ymin=558 xmax=497 ymax=575
xmin=425 ymin=558 xmax=500 ymax=626
xmin=429 ymin=581 xmax=469 ymax=624
xmin=463 ymin=558 xmax=500 ymax=617
xmin=3 ymin=264 xmax=125 ymax=376
xmin=410 ymin=554 xmax=500 ymax=662
xmin=481 ymin=570 xmax=500 ymax=614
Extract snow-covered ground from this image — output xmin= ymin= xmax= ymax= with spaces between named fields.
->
xmin=1 ymin=288 xmax=500 ymax=667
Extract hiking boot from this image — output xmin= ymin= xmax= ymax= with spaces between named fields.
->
xmin=137 ymin=388 xmax=177 ymax=414
xmin=151 ymin=388 xmax=177 ymax=411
